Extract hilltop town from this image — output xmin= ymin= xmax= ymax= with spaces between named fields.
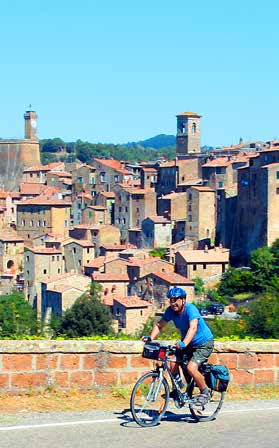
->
xmin=0 ymin=109 xmax=278 ymax=334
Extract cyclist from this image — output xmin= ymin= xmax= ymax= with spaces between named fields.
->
xmin=142 ymin=286 xmax=214 ymax=405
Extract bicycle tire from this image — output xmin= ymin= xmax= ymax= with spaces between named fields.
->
xmin=188 ymin=380 xmax=225 ymax=422
xmin=130 ymin=371 xmax=170 ymax=427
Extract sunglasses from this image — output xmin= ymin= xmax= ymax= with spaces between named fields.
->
xmin=169 ymin=297 xmax=183 ymax=303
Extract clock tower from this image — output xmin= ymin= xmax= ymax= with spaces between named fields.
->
xmin=24 ymin=109 xmax=38 ymax=140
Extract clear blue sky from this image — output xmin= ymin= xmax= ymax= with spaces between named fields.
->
xmin=0 ymin=0 xmax=278 ymax=146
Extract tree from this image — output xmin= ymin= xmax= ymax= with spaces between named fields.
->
xmin=41 ymin=138 xmax=65 ymax=153
xmin=193 ymin=277 xmax=205 ymax=295
xmin=149 ymin=248 xmax=167 ymax=260
xmin=249 ymin=247 xmax=275 ymax=288
xmin=0 ymin=293 xmax=37 ymax=337
xmin=240 ymin=294 xmax=279 ymax=338
xmin=218 ymin=268 xmax=255 ymax=297
xmin=57 ymin=283 xmax=112 ymax=338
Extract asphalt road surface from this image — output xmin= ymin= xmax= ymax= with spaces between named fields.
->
xmin=0 ymin=400 xmax=278 ymax=448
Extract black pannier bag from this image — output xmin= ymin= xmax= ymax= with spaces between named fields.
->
xmin=142 ymin=342 xmax=167 ymax=360
xmin=206 ymin=364 xmax=230 ymax=392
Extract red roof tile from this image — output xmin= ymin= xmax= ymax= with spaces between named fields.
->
xmin=92 ymin=272 xmax=129 ymax=281
xmin=114 ymin=295 xmax=150 ymax=308
xmin=152 ymin=271 xmax=194 ymax=285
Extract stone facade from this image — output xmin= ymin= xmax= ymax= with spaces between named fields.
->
xmin=232 ymin=150 xmax=279 ymax=261
xmin=175 ymin=248 xmax=230 ymax=280
xmin=0 ymin=340 xmax=277 ymax=392
xmin=176 ymin=112 xmax=201 ymax=157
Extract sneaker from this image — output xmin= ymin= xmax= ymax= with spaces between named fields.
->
xmin=192 ymin=393 xmax=210 ymax=406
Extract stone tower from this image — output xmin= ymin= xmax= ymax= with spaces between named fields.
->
xmin=24 ymin=110 xmax=38 ymax=140
xmin=176 ymin=112 xmax=201 ymax=158
xmin=0 ymin=110 xmax=40 ymax=190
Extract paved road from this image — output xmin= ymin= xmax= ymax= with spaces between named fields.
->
xmin=0 ymin=400 xmax=278 ymax=448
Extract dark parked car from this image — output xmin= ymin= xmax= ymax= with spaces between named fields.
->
xmin=206 ymin=303 xmax=225 ymax=315
xmin=198 ymin=307 xmax=208 ymax=316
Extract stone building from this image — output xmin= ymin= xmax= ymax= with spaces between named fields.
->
xmin=72 ymin=192 xmax=93 ymax=225
xmin=0 ymin=110 xmax=41 ymax=190
xmin=94 ymin=191 xmax=115 ymax=224
xmin=63 ymin=239 xmax=95 ymax=274
xmin=175 ymin=248 xmax=230 ymax=280
xmin=0 ymin=233 xmax=24 ymax=293
xmin=112 ymin=296 xmax=153 ymax=334
xmin=113 ymin=183 xmax=157 ymax=244
xmin=92 ymin=272 xmax=130 ymax=297
xmin=185 ymin=186 xmax=216 ymax=248
xmin=41 ymin=272 xmax=91 ymax=318
xmin=176 ymin=112 xmax=201 ymax=157
xmin=155 ymin=161 xmax=177 ymax=196
xmin=202 ymin=155 xmax=249 ymax=190
xmin=141 ymin=216 xmax=172 ymax=248
xmin=24 ymin=246 xmax=64 ymax=315
xmin=231 ymin=149 xmax=279 ymax=261
xmin=138 ymin=271 xmax=195 ymax=308
xmin=93 ymin=158 xmax=133 ymax=193
xmin=71 ymin=164 xmax=96 ymax=197
xmin=69 ymin=224 xmax=120 ymax=256
xmin=22 ymin=162 xmax=64 ymax=184
xmin=82 ymin=205 xmax=108 ymax=226
xmin=16 ymin=196 xmax=72 ymax=243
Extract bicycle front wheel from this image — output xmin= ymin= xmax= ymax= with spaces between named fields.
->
xmin=130 ymin=371 xmax=170 ymax=427
xmin=188 ymin=381 xmax=225 ymax=422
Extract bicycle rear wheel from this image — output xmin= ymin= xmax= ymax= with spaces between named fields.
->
xmin=130 ymin=371 xmax=170 ymax=427
xmin=188 ymin=380 xmax=225 ymax=422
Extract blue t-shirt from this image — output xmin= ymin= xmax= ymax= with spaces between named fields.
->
xmin=162 ymin=303 xmax=213 ymax=346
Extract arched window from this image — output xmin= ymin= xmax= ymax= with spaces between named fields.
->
xmin=192 ymin=122 xmax=197 ymax=134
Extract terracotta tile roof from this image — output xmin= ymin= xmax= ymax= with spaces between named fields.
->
xmin=23 ymin=162 xmax=63 ymax=173
xmin=47 ymin=171 xmax=72 ymax=178
xmin=26 ymin=246 xmax=62 ymax=255
xmin=142 ymin=167 xmax=157 ymax=172
xmin=100 ymin=295 xmax=114 ymax=306
xmin=19 ymin=183 xmax=47 ymax=195
xmin=177 ymin=249 xmax=230 ymax=263
xmin=128 ymin=256 xmax=163 ymax=266
xmin=77 ymin=193 xmax=93 ymax=199
xmin=100 ymin=191 xmax=115 ymax=198
xmin=121 ymin=187 xmax=146 ymax=195
xmin=17 ymin=196 xmax=72 ymax=206
xmin=161 ymin=192 xmax=187 ymax=199
xmin=64 ymin=239 xmax=94 ymax=248
xmin=192 ymin=186 xmax=215 ymax=192
xmin=113 ymin=295 xmax=150 ymax=308
xmin=101 ymin=244 xmax=136 ymax=250
xmin=87 ymin=205 xmax=106 ymax=210
xmin=202 ymin=157 xmax=231 ymax=168
xmin=0 ymin=233 xmax=24 ymax=242
xmin=84 ymin=256 xmax=105 ymax=267
xmin=176 ymin=111 xmax=201 ymax=117
xmin=92 ymin=272 xmax=129 ymax=281
xmin=152 ymin=271 xmax=194 ymax=285
xmin=94 ymin=158 xmax=131 ymax=175
xmin=0 ymin=190 xmax=21 ymax=199
xmin=145 ymin=215 xmax=171 ymax=224
xmin=158 ymin=161 xmax=176 ymax=168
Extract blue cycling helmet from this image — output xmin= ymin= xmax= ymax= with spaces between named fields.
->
xmin=167 ymin=286 xmax=187 ymax=299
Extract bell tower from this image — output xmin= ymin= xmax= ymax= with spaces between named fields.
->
xmin=24 ymin=109 xmax=38 ymax=140
xmin=176 ymin=111 xmax=201 ymax=158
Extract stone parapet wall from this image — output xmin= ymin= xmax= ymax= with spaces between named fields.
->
xmin=0 ymin=340 xmax=278 ymax=393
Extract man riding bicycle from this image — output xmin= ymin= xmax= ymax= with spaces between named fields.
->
xmin=142 ymin=286 xmax=214 ymax=405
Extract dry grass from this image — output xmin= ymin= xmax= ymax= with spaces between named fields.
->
xmin=0 ymin=384 xmax=278 ymax=414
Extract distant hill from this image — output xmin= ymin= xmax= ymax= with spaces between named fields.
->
xmin=126 ymin=134 xmax=176 ymax=149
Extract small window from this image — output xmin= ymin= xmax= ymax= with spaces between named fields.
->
xmin=43 ymin=269 xmax=47 ymax=274
xmin=193 ymin=264 xmax=197 ymax=271
xmin=203 ymin=264 xmax=206 ymax=269
xmin=58 ymin=268 xmax=61 ymax=274
xmin=276 ymin=187 xmax=279 ymax=194
xmin=73 ymin=247 xmax=76 ymax=254
xmin=276 ymin=171 xmax=279 ymax=180
xmin=192 ymin=122 xmax=197 ymax=134
xmin=26 ymin=256 xmax=30 ymax=262
xmin=87 ymin=247 xmax=90 ymax=253
xmin=30 ymin=220 xmax=33 ymax=227
xmin=57 ymin=256 xmax=59 ymax=261
xmin=52 ymin=256 xmax=55 ymax=261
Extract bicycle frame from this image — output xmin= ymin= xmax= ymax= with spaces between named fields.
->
xmin=151 ymin=349 xmax=195 ymax=406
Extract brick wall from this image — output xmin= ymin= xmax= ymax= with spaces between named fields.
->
xmin=0 ymin=340 xmax=278 ymax=393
